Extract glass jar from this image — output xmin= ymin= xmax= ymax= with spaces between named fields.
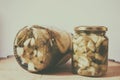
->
xmin=14 ymin=25 xmax=72 ymax=73
xmin=72 ymin=26 xmax=108 ymax=76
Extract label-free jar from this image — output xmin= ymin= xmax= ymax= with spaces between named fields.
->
xmin=72 ymin=26 xmax=108 ymax=76
xmin=14 ymin=25 xmax=72 ymax=73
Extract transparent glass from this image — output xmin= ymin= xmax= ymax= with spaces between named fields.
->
xmin=72 ymin=28 xmax=108 ymax=76
xmin=14 ymin=25 xmax=72 ymax=73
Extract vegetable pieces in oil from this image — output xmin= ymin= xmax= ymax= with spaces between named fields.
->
xmin=73 ymin=32 xmax=108 ymax=76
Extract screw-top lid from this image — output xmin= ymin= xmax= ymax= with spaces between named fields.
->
xmin=74 ymin=26 xmax=108 ymax=32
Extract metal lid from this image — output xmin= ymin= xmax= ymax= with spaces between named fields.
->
xmin=74 ymin=26 xmax=108 ymax=32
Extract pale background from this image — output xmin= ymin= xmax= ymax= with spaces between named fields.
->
xmin=0 ymin=0 xmax=120 ymax=61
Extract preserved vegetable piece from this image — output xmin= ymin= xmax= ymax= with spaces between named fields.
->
xmin=72 ymin=26 xmax=108 ymax=76
xmin=16 ymin=47 xmax=24 ymax=56
xmin=87 ymin=40 xmax=95 ymax=52
xmin=78 ymin=56 xmax=90 ymax=69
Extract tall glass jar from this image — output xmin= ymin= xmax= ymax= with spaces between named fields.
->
xmin=72 ymin=26 xmax=108 ymax=76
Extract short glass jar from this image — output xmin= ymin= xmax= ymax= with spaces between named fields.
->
xmin=72 ymin=26 xmax=108 ymax=76
xmin=14 ymin=25 xmax=72 ymax=73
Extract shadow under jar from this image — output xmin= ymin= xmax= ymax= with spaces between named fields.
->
xmin=72 ymin=26 xmax=108 ymax=77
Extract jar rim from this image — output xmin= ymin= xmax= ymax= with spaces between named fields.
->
xmin=74 ymin=26 xmax=108 ymax=31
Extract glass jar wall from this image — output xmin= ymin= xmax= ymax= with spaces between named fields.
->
xmin=72 ymin=26 xmax=108 ymax=76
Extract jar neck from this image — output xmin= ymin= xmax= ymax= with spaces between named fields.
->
xmin=76 ymin=31 xmax=106 ymax=36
